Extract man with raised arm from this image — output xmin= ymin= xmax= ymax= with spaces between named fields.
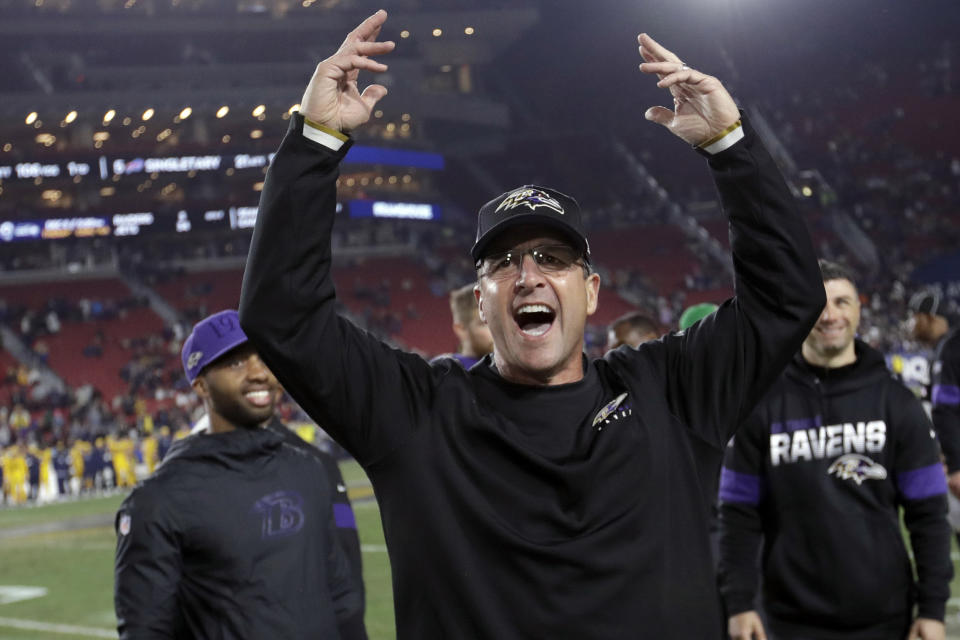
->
xmin=240 ymin=10 xmax=824 ymax=638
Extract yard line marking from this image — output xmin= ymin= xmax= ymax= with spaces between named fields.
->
xmin=0 ymin=617 xmax=116 ymax=638
xmin=0 ymin=586 xmax=47 ymax=605
xmin=361 ymin=544 xmax=388 ymax=553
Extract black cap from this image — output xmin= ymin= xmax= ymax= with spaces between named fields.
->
xmin=908 ymin=289 xmax=942 ymax=316
xmin=470 ymin=185 xmax=590 ymax=263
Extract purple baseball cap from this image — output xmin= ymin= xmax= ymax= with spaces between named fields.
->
xmin=181 ymin=310 xmax=249 ymax=383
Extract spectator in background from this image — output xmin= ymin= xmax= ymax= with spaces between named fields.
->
xmin=720 ymin=261 xmax=951 ymax=640
xmin=45 ymin=309 xmax=61 ymax=335
xmin=25 ymin=443 xmax=40 ymax=501
xmin=606 ymin=311 xmax=659 ymax=350
xmin=679 ymin=302 xmax=719 ymax=331
xmin=909 ymin=289 xmax=960 ymax=548
xmin=9 ymin=404 xmax=31 ymax=440
xmin=432 ymin=283 xmax=494 ymax=368
xmin=53 ymin=440 xmax=71 ymax=496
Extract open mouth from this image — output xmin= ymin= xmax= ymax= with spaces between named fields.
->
xmin=513 ymin=303 xmax=556 ymax=337
xmin=244 ymin=389 xmax=273 ymax=408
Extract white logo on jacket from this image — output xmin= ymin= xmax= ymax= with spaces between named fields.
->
xmin=827 ymin=454 xmax=888 ymax=485
xmin=769 ymin=421 xmax=887 ymax=466
xmin=119 ymin=513 xmax=132 ymax=536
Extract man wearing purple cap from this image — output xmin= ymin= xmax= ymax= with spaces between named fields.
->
xmin=113 ymin=310 xmax=364 ymax=639
xmin=239 ymin=11 xmax=824 ymax=638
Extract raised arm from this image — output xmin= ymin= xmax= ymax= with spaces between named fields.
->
xmin=239 ymin=12 xmax=435 ymax=464
xmin=627 ymin=35 xmax=825 ymax=448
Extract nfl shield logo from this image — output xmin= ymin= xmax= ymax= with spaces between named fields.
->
xmin=119 ymin=514 xmax=131 ymax=536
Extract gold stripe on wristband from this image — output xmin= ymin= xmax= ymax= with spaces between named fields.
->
xmin=697 ymin=120 xmax=742 ymax=150
xmin=303 ymin=116 xmax=349 ymax=142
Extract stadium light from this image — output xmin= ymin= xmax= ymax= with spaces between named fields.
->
xmin=432 ymin=28 xmax=442 ymax=37
xmin=400 ymin=30 xmax=410 ymax=39
xmin=25 ymin=112 xmax=38 ymax=125
xmin=289 ymin=104 xmax=300 ymax=115
xmin=179 ymin=107 xmax=193 ymax=120
xmin=216 ymin=105 xmax=230 ymax=118
xmin=64 ymin=110 xmax=78 ymax=124
xmin=252 ymin=104 xmax=266 ymax=117
xmin=465 ymin=27 xmax=475 ymax=35
xmin=103 ymin=109 xmax=116 ymax=124
xmin=142 ymin=108 xmax=155 ymax=121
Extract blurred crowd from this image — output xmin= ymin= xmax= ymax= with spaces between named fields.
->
xmin=0 ymin=387 xmax=329 ymax=506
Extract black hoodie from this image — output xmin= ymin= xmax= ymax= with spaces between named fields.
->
xmin=114 ymin=427 xmax=361 ymax=639
xmin=719 ymin=341 xmax=951 ymax=639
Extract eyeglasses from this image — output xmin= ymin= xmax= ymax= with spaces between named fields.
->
xmin=478 ymin=244 xmax=584 ymax=280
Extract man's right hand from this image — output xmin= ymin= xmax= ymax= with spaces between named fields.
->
xmin=728 ymin=610 xmax=767 ymax=640
xmin=299 ymin=9 xmax=395 ymax=134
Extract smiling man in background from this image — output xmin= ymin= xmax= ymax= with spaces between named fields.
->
xmin=114 ymin=310 xmax=364 ymax=639
xmin=719 ymin=261 xmax=951 ymax=640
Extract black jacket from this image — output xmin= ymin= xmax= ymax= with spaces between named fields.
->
xmin=114 ymin=427 xmax=361 ymax=639
xmin=265 ymin=418 xmax=368 ymax=640
xmin=932 ymin=328 xmax=960 ymax=471
xmin=718 ymin=342 xmax=952 ymax=639
xmin=239 ymin=114 xmax=824 ymax=639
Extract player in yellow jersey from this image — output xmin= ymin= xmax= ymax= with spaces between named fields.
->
xmin=109 ymin=433 xmax=137 ymax=488
xmin=140 ymin=430 xmax=159 ymax=475
xmin=3 ymin=444 xmax=29 ymax=504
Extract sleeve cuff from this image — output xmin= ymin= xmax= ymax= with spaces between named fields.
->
xmin=698 ymin=120 xmax=744 ymax=155
xmin=723 ymin=593 xmax=757 ymax=617
xmin=917 ymin=600 xmax=946 ymax=622
xmin=302 ymin=115 xmax=350 ymax=151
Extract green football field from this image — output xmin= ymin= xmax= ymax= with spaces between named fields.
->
xmin=3 ymin=460 xmax=960 ymax=639
xmin=0 ymin=460 xmax=395 ymax=640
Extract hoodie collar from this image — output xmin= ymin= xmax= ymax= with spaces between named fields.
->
xmin=161 ymin=426 xmax=284 ymax=469
xmin=787 ymin=339 xmax=889 ymax=393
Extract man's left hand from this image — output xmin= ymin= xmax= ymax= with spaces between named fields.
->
xmin=637 ymin=33 xmax=739 ymax=146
